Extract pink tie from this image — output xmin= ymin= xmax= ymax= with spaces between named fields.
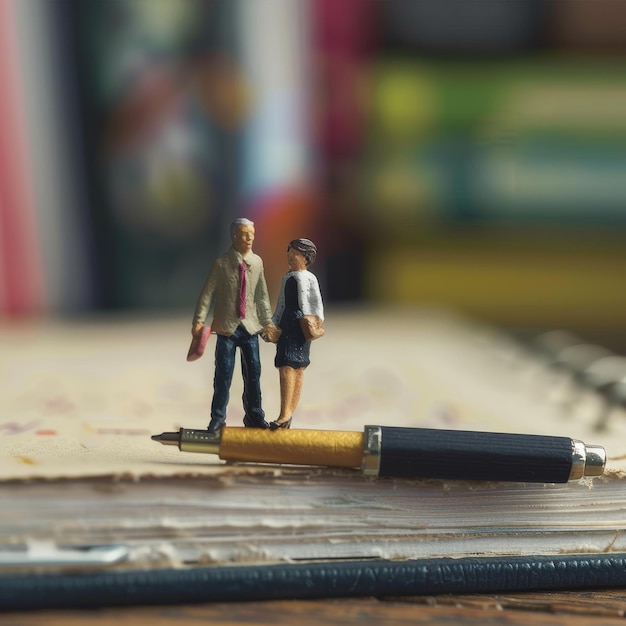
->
xmin=238 ymin=262 xmax=247 ymax=319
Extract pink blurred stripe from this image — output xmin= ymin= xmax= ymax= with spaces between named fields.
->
xmin=0 ymin=0 xmax=43 ymax=316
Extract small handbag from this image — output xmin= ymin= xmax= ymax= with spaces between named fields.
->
xmin=300 ymin=315 xmax=325 ymax=341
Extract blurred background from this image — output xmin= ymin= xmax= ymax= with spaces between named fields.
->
xmin=2 ymin=0 xmax=626 ymax=345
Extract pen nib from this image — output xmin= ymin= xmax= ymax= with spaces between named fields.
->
xmin=151 ymin=432 xmax=179 ymax=446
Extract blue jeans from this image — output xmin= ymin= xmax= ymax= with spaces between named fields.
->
xmin=210 ymin=325 xmax=266 ymax=429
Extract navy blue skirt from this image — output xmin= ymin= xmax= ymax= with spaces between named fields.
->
xmin=275 ymin=277 xmax=311 ymax=369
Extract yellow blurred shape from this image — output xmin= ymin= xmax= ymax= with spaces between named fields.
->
xmin=373 ymin=67 xmax=437 ymax=137
xmin=486 ymin=83 xmax=626 ymax=133
xmin=368 ymin=246 xmax=626 ymax=330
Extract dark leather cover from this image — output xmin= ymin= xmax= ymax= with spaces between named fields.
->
xmin=2 ymin=553 xmax=626 ymax=611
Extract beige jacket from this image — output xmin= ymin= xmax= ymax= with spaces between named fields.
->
xmin=193 ymin=247 xmax=272 ymax=336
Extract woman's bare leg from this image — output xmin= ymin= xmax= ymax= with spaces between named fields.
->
xmin=277 ymin=366 xmax=306 ymax=424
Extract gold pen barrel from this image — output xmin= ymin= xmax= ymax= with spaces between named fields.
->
xmin=219 ymin=427 xmax=364 ymax=468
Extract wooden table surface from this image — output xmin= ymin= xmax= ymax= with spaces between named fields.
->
xmin=4 ymin=591 xmax=626 ymax=625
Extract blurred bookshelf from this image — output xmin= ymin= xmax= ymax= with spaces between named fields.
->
xmin=2 ymin=0 xmax=625 ymax=340
xmin=322 ymin=0 xmax=626 ymax=340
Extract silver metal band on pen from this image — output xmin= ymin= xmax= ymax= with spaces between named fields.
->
xmin=362 ymin=425 xmax=383 ymax=476
xmin=569 ymin=439 xmax=606 ymax=480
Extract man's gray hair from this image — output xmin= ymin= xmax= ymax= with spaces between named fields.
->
xmin=230 ymin=218 xmax=255 ymax=240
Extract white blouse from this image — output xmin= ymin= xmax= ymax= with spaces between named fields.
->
xmin=272 ymin=270 xmax=324 ymax=326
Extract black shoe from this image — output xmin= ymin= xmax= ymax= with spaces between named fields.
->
xmin=269 ymin=417 xmax=292 ymax=430
xmin=207 ymin=418 xmax=226 ymax=434
xmin=243 ymin=415 xmax=270 ymax=429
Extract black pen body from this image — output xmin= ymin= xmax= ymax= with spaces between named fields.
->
xmin=370 ymin=427 xmax=587 ymax=483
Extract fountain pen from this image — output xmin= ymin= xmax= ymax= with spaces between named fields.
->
xmin=151 ymin=426 xmax=606 ymax=483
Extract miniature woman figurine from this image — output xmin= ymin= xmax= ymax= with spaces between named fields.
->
xmin=267 ymin=239 xmax=324 ymax=430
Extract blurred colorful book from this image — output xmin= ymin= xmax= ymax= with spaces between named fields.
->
xmin=0 ymin=0 xmax=43 ymax=317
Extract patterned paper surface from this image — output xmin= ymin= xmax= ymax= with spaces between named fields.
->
xmin=1 ymin=309 xmax=624 ymax=480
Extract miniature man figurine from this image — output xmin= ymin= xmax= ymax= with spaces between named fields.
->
xmin=192 ymin=218 xmax=279 ymax=433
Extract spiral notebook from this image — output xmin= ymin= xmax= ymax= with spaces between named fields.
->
xmin=2 ymin=309 xmax=626 ymax=608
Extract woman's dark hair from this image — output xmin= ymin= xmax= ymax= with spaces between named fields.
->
xmin=288 ymin=238 xmax=317 ymax=267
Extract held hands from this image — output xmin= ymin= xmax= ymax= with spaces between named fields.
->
xmin=261 ymin=323 xmax=281 ymax=343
